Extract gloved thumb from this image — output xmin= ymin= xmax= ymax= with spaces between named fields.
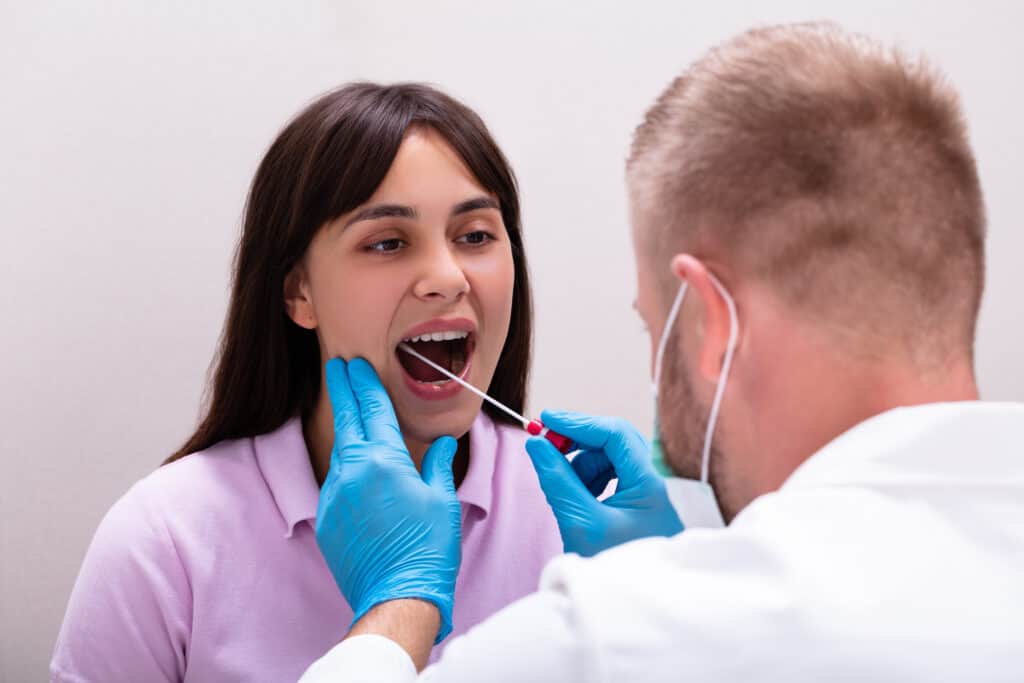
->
xmin=526 ymin=436 xmax=594 ymax=516
xmin=421 ymin=435 xmax=459 ymax=496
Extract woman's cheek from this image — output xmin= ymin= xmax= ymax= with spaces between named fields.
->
xmin=314 ymin=296 xmax=383 ymax=364
xmin=471 ymin=246 xmax=514 ymax=295
xmin=490 ymin=254 xmax=516 ymax=328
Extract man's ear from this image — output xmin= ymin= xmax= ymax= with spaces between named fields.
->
xmin=670 ymin=254 xmax=736 ymax=382
xmin=284 ymin=263 xmax=317 ymax=330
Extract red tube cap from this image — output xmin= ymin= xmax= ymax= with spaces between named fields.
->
xmin=527 ymin=419 xmax=574 ymax=454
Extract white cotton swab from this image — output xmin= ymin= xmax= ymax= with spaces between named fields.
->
xmin=397 ymin=342 xmax=577 ymax=455
xmin=397 ymin=342 xmax=530 ymax=428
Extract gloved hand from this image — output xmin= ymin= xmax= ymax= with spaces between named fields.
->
xmin=525 ymin=410 xmax=684 ymax=557
xmin=315 ymin=357 xmax=463 ymax=644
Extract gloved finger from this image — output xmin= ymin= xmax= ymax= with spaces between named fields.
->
xmin=540 ymin=410 xmax=654 ymax=489
xmin=325 ymin=358 xmax=365 ymax=446
xmin=347 ymin=358 xmax=407 ymax=452
xmin=421 ymin=436 xmax=459 ymax=498
xmin=570 ymin=449 xmax=616 ymax=497
xmin=526 ymin=436 xmax=596 ymax=517
xmin=539 ymin=410 xmax=638 ymax=448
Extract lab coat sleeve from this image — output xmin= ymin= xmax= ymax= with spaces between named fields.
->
xmin=299 ymin=635 xmax=418 ymax=683
xmin=299 ymin=588 xmax=587 ymax=683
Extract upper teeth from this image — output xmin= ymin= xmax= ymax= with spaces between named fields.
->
xmin=403 ymin=330 xmax=470 ymax=343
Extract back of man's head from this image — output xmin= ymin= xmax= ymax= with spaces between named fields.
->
xmin=627 ymin=22 xmax=986 ymax=369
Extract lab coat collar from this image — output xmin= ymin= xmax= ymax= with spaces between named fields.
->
xmin=782 ymin=401 xmax=1024 ymax=492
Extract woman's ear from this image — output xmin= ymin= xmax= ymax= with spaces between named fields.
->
xmin=670 ymin=254 xmax=736 ymax=382
xmin=284 ymin=264 xmax=317 ymax=330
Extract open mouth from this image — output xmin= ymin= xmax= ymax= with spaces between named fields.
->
xmin=396 ymin=330 xmax=475 ymax=384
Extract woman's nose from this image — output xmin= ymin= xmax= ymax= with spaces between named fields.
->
xmin=412 ymin=244 xmax=470 ymax=302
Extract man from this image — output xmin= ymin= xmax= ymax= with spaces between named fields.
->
xmin=302 ymin=22 xmax=1024 ymax=682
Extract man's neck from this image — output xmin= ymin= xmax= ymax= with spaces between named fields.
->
xmin=738 ymin=347 xmax=979 ymax=515
xmin=811 ymin=362 xmax=978 ymax=459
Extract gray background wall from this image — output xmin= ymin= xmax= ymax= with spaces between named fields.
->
xmin=2 ymin=1 xmax=1022 ymax=680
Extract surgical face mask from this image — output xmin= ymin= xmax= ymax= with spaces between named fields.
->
xmin=651 ymin=273 xmax=738 ymax=529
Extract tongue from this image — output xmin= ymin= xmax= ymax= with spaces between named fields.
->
xmin=399 ymin=341 xmax=451 ymax=382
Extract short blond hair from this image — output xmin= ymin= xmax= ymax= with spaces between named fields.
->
xmin=628 ymin=22 xmax=985 ymax=363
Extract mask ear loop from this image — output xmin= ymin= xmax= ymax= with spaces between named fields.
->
xmin=653 ymin=283 xmax=688 ymax=391
xmin=700 ymin=274 xmax=739 ymax=484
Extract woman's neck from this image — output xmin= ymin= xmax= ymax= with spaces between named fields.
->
xmin=303 ymin=390 xmax=469 ymax=488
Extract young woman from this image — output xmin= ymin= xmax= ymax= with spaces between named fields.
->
xmin=51 ymin=83 xmax=562 ymax=682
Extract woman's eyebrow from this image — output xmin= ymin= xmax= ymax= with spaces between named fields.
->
xmin=343 ymin=197 xmax=497 ymax=229
xmin=344 ymin=204 xmax=417 ymax=228
xmin=451 ymin=196 xmax=499 ymax=216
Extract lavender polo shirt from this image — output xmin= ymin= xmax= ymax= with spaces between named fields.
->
xmin=51 ymin=413 xmax=562 ymax=682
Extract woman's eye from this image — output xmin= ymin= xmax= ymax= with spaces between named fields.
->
xmin=366 ymin=238 xmax=405 ymax=253
xmin=457 ymin=231 xmax=494 ymax=246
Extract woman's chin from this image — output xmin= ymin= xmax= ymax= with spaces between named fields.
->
xmin=397 ymin=411 xmax=476 ymax=448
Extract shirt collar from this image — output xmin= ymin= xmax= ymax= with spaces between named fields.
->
xmin=253 ymin=416 xmax=320 ymax=538
xmin=782 ymin=401 xmax=1024 ymax=491
xmin=456 ymin=413 xmax=498 ymax=518
xmin=253 ymin=413 xmax=501 ymax=538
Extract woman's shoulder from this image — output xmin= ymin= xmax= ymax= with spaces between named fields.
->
xmin=132 ymin=434 xmax=265 ymax=513
xmin=101 ymin=426 xmax=293 ymax=551
xmin=52 ymin=436 xmax=269 ymax=683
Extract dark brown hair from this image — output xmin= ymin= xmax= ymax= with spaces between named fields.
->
xmin=628 ymin=22 xmax=985 ymax=365
xmin=167 ymin=83 xmax=531 ymax=463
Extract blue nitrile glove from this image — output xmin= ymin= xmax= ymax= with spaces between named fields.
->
xmin=525 ymin=410 xmax=684 ymax=557
xmin=315 ymin=357 xmax=463 ymax=644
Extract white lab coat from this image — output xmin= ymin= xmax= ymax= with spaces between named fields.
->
xmin=301 ymin=401 xmax=1024 ymax=682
